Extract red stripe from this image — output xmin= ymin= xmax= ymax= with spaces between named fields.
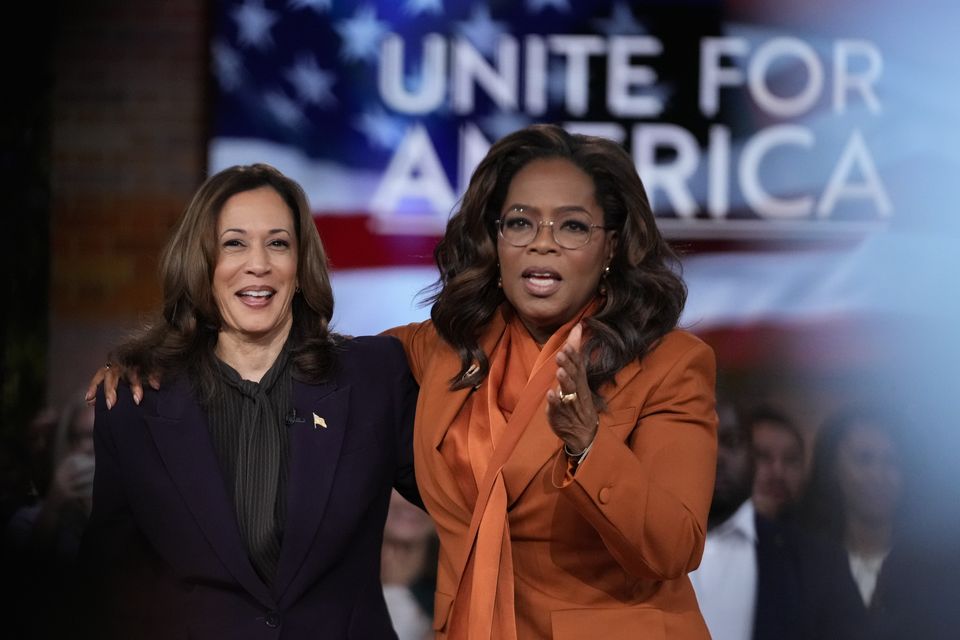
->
xmin=695 ymin=315 xmax=893 ymax=371
xmin=313 ymin=214 xmax=440 ymax=269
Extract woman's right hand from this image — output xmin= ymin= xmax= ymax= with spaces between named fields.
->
xmin=84 ymin=361 xmax=146 ymax=409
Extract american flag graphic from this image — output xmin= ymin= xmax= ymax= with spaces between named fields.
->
xmin=206 ymin=0 xmax=935 ymax=339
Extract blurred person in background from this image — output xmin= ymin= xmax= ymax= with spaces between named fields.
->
xmin=800 ymin=404 xmax=957 ymax=640
xmin=1 ymin=437 xmax=34 ymax=531
xmin=689 ymin=401 xmax=757 ymax=640
xmin=1 ymin=405 xmax=63 ymax=640
xmin=0 ymin=405 xmax=62 ymax=528
xmin=382 ymin=488 xmax=438 ymax=640
xmin=3 ymin=395 xmax=95 ymax=640
xmin=690 ymin=398 xmax=861 ymax=640
xmin=746 ymin=405 xmax=806 ymax=521
xmin=24 ymin=406 xmax=60 ymax=500
xmin=7 ymin=395 xmax=94 ymax=561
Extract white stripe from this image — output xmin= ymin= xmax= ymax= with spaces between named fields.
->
xmin=209 ymin=138 xmax=383 ymax=211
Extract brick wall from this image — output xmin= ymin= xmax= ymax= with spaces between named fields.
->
xmin=48 ymin=0 xmax=208 ymax=407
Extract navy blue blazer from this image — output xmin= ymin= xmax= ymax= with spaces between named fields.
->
xmin=80 ymin=335 xmax=420 ymax=639
xmin=834 ymin=540 xmax=958 ymax=640
xmin=754 ymin=514 xmax=863 ymax=640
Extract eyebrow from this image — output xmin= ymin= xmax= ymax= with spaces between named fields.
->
xmin=505 ymin=203 xmax=593 ymax=215
xmin=219 ymin=228 xmax=293 ymax=237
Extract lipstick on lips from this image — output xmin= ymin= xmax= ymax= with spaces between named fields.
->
xmin=521 ymin=267 xmax=562 ymax=296
xmin=236 ymin=286 xmax=276 ymax=307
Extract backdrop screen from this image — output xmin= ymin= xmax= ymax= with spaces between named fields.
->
xmin=208 ymin=0 xmax=958 ymax=337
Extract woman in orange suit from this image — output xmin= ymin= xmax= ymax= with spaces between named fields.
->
xmin=92 ymin=124 xmax=717 ymax=639
xmin=386 ymin=124 xmax=717 ymax=639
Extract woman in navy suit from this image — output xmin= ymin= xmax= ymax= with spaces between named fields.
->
xmin=81 ymin=164 xmax=419 ymax=639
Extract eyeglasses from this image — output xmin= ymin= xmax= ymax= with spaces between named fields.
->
xmin=496 ymin=209 xmax=612 ymax=250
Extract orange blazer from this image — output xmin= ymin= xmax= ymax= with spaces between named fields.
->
xmin=387 ymin=311 xmax=717 ymax=640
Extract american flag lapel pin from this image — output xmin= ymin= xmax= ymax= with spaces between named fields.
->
xmin=313 ymin=413 xmax=327 ymax=429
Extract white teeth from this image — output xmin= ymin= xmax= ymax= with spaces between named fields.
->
xmin=240 ymin=290 xmax=273 ymax=297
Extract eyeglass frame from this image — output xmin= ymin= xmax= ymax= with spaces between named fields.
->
xmin=494 ymin=213 xmax=615 ymax=250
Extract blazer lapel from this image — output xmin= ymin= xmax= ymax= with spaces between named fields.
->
xmin=143 ymin=377 xmax=274 ymax=608
xmin=273 ymin=378 xmax=350 ymax=600
xmin=605 ymin=358 xmax=644 ymax=403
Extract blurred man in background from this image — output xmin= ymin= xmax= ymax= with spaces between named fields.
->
xmin=748 ymin=406 xmax=806 ymax=521
xmin=691 ymin=399 xmax=860 ymax=640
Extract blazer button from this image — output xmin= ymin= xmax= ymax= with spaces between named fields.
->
xmin=598 ymin=486 xmax=612 ymax=504
xmin=264 ymin=611 xmax=281 ymax=628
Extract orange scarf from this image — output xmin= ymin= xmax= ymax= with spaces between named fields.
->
xmin=446 ymin=302 xmax=596 ymax=640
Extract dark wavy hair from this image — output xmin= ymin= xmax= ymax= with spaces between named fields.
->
xmin=798 ymin=404 xmax=908 ymax=544
xmin=427 ymin=124 xmax=686 ymax=392
xmin=115 ymin=164 xmax=338 ymax=393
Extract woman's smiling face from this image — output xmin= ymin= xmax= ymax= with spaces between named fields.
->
xmin=212 ymin=186 xmax=299 ymax=346
xmin=496 ymin=157 xmax=616 ymax=344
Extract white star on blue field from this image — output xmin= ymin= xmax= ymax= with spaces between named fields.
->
xmin=335 ymin=5 xmax=391 ymax=63
xmin=285 ymin=55 xmax=337 ymax=108
xmin=231 ymin=0 xmax=279 ymax=50
xmin=354 ymin=107 xmax=407 ymax=150
xmin=264 ymin=90 xmax=307 ymax=129
xmin=212 ymin=39 xmax=244 ymax=91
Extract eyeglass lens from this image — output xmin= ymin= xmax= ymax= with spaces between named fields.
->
xmin=499 ymin=210 xmax=597 ymax=249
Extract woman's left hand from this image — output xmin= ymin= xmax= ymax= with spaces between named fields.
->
xmin=546 ymin=323 xmax=599 ymax=454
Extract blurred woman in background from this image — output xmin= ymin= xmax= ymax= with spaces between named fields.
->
xmin=800 ymin=404 xmax=955 ymax=640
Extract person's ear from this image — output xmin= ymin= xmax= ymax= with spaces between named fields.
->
xmin=606 ymin=231 xmax=619 ymax=265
